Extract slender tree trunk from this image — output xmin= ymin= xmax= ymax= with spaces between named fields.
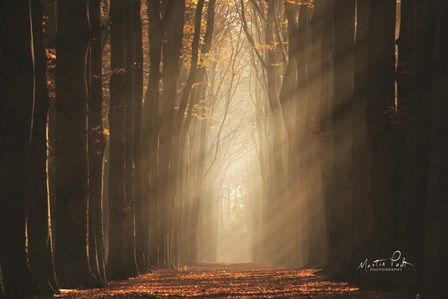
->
xmin=158 ymin=0 xmax=185 ymax=267
xmin=352 ymin=0 xmax=373 ymax=285
xmin=296 ymin=4 xmax=311 ymax=268
xmin=317 ymin=0 xmax=335 ymax=274
xmin=265 ymin=0 xmax=287 ymax=265
xmin=108 ymin=0 xmax=128 ymax=280
xmin=27 ymin=0 xmax=57 ymax=294
xmin=326 ymin=0 xmax=355 ymax=275
xmin=143 ymin=0 xmax=162 ymax=268
xmin=124 ymin=0 xmax=139 ymax=277
xmin=280 ymin=2 xmax=298 ymax=268
xmin=88 ymin=0 xmax=107 ymax=283
xmin=393 ymin=0 xmax=412 ymax=266
xmin=55 ymin=0 xmax=98 ymax=288
xmin=306 ymin=2 xmax=326 ymax=267
xmin=133 ymin=0 xmax=147 ymax=273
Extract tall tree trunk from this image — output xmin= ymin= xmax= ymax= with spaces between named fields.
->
xmin=393 ymin=0 xmax=412 ymax=275
xmin=44 ymin=3 xmax=58 ymax=289
xmin=423 ymin=2 xmax=448 ymax=297
xmin=124 ymin=0 xmax=139 ymax=277
xmin=108 ymin=0 xmax=128 ymax=280
xmin=296 ymin=4 xmax=312 ymax=268
xmin=27 ymin=0 xmax=57 ymax=294
xmin=366 ymin=0 xmax=397 ymax=285
xmin=317 ymin=0 xmax=335 ymax=274
xmin=265 ymin=0 xmax=287 ymax=265
xmin=352 ymin=0 xmax=373 ymax=285
xmin=0 ymin=1 xmax=39 ymax=297
xmin=158 ymin=0 xmax=185 ymax=267
xmin=88 ymin=0 xmax=107 ymax=283
xmin=143 ymin=0 xmax=162 ymax=268
xmin=133 ymin=0 xmax=147 ymax=273
xmin=54 ymin=0 xmax=98 ymax=288
xmin=281 ymin=2 xmax=298 ymax=267
xmin=305 ymin=2 xmax=326 ymax=268
xmin=401 ymin=0 xmax=437 ymax=292
xmin=326 ymin=0 xmax=355 ymax=276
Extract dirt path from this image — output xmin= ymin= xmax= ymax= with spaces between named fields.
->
xmin=45 ymin=264 xmax=409 ymax=298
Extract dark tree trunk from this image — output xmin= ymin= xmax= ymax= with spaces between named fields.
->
xmin=326 ymin=0 xmax=355 ymax=276
xmin=124 ymin=0 xmax=138 ymax=277
xmin=352 ymin=0 xmax=373 ymax=284
xmin=366 ymin=0 xmax=397 ymax=286
xmin=27 ymin=0 xmax=57 ymax=294
xmin=281 ymin=2 xmax=299 ymax=267
xmin=393 ymin=0 xmax=412 ymax=267
xmin=88 ymin=0 xmax=107 ymax=283
xmin=305 ymin=2 xmax=326 ymax=268
xmin=55 ymin=0 xmax=98 ymax=288
xmin=265 ymin=0 xmax=287 ymax=265
xmin=143 ymin=0 xmax=162 ymax=268
xmin=401 ymin=0 xmax=437 ymax=292
xmin=296 ymin=4 xmax=310 ymax=268
xmin=133 ymin=0 xmax=147 ymax=273
xmin=317 ymin=0 xmax=335 ymax=274
xmin=0 ymin=1 xmax=37 ymax=297
xmin=44 ymin=6 xmax=58 ymax=290
xmin=108 ymin=0 xmax=128 ymax=280
xmin=158 ymin=0 xmax=185 ymax=267
xmin=423 ymin=2 xmax=448 ymax=297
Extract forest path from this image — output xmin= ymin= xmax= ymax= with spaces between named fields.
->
xmin=44 ymin=263 xmax=408 ymax=298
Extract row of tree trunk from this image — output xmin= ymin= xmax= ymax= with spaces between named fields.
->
xmin=1 ymin=0 xmax=219 ymax=296
xmin=242 ymin=0 xmax=448 ymax=298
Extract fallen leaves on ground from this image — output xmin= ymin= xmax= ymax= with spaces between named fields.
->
xmin=43 ymin=263 xmax=411 ymax=298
